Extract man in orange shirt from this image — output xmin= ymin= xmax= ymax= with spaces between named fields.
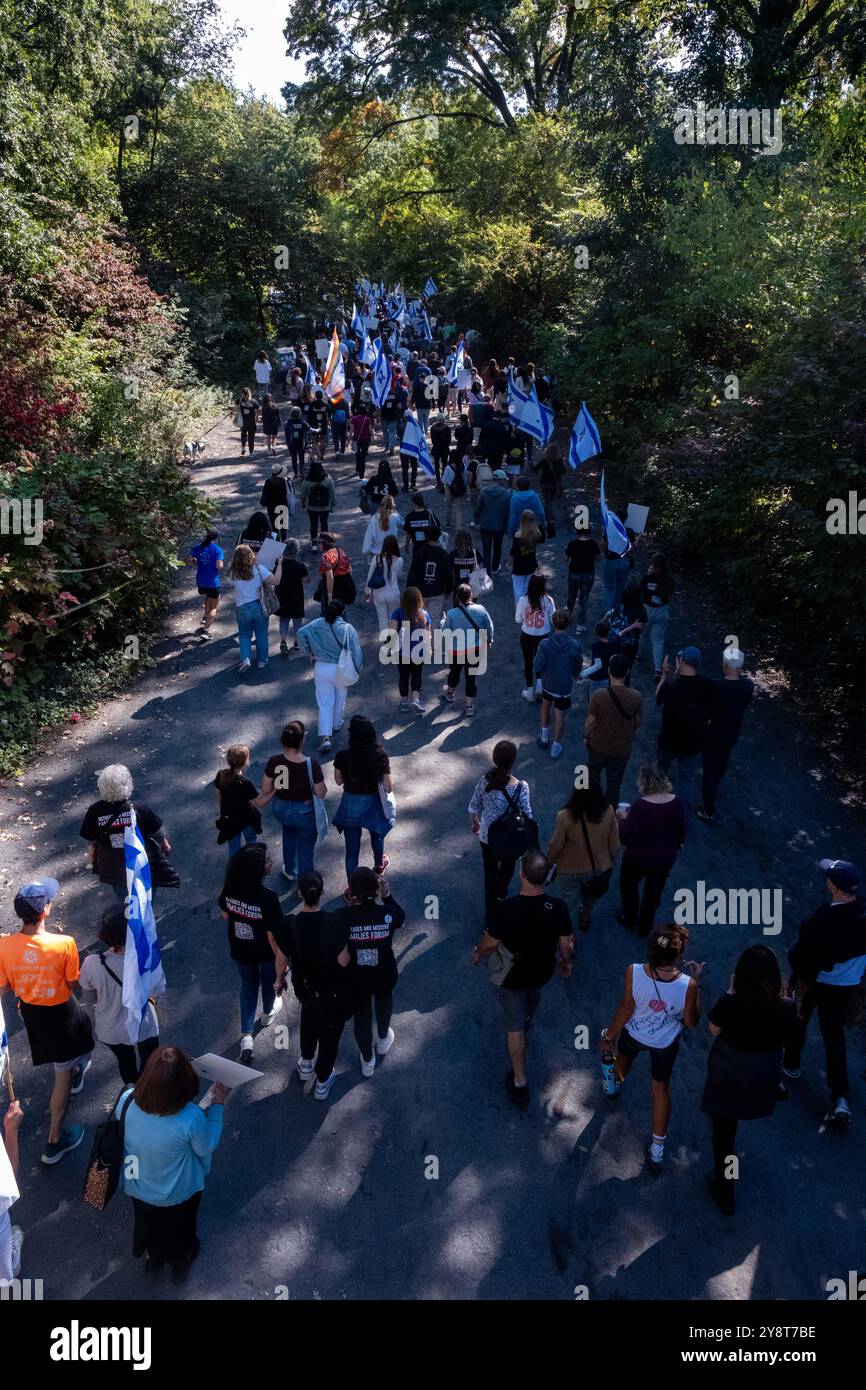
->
xmin=0 ymin=880 xmax=93 ymax=1165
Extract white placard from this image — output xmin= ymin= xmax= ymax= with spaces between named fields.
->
xmin=314 ymin=338 xmax=330 ymax=364
xmin=625 ymin=503 xmax=649 ymax=534
xmin=193 ymin=1053 xmax=263 ymax=1089
xmin=256 ymin=537 xmax=286 ymax=572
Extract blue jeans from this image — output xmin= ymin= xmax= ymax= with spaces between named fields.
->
xmin=480 ymin=529 xmax=504 ymax=573
xmin=332 ymin=422 xmax=347 ymax=453
xmin=227 ymin=828 xmax=258 ymax=857
xmin=602 ymin=556 xmax=629 ymax=611
xmin=567 ymin=572 xmax=594 ymax=623
xmin=271 ymin=798 xmax=318 ymax=877
xmin=382 ymin=419 xmax=397 ymax=451
xmin=236 ymin=599 xmax=269 ymax=665
xmin=343 ymin=826 xmax=386 ymax=879
xmin=416 ymin=407 xmax=430 ymax=435
xmin=644 ymin=604 xmax=669 ymax=672
xmin=237 ymin=959 xmax=276 ymax=1035
xmin=657 ymin=748 xmax=702 ymax=808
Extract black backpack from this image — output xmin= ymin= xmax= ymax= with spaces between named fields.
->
xmin=487 ymin=783 xmax=539 ymax=860
xmin=450 ymin=460 xmax=466 ymax=497
xmin=309 ymin=481 xmax=329 ymax=508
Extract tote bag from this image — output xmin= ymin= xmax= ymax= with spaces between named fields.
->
xmin=486 ymin=942 xmax=515 ymax=989
xmin=468 ymin=564 xmax=493 ymax=598
xmin=306 ymin=758 xmax=329 ymax=839
xmin=378 ymin=782 xmax=397 ymax=825
xmin=334 ymin=626 xmax=360 ymax=687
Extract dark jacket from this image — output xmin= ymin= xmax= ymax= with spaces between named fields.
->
xmin=407 ymin=543 xmax=454 ymax=597
xmin=474 ymin=483 xmax=511 ymax=532
xmin=788 ymin=897 xmax=866 ymax=987
xmin=533 ymin=631 xmax=582 ymax=698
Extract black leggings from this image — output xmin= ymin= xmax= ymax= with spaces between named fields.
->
xmin=520 ymin=632 xmax=544 ymax=687
xmin=107 ymin=1036 xmax=160 ymax=1085
xmin=448 ymin=663 xmax=477 ymax=697
xmin=355 ymin=441 xmax=370 ymax=478
xmin=241 ymin=420 xmax=256 ymax=451
xmin=398 ymin=660 xmax=422 ymax=696
xmin=299 ymin=1001 xmax=346 ymax=1083
xmin=712 ymin=1115 xmax=738 ymax=1186
xmin=481 ymin=840 xmax=517 ymax=927
xmin=288 ymin=440 xmax=305 ymax=476
xmin=309 ymin=509 xmax=329 ymax=540
xmin=353 ymin=992 xmax=393 ymax=1063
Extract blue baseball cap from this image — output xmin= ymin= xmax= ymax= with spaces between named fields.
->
xmin=819 ymin=859 xmax=860 ymax=893
xmin=678 ymin=645 xmax=702 ymax=666
xmin=14 ymin=877 xmax=60 ymax=918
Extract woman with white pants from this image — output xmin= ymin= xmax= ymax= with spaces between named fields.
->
xmin=365 ymin=534 xmax=404 ymax=635
xmin=296 ymin=601 xmax=364 ymax=754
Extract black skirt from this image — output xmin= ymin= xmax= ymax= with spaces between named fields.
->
xmin=19 ymin=996 xmax=94 ymax=1067
xmin=132 ymin=1191 xmax=202 ymax=1269
xmin=701 ymin=1037 xmax=783 ymax=1121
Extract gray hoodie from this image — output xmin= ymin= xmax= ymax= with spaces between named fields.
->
xmin=474 ymin=483 xmax=511 ymax=532
xmin=534 ymin=631 xmax=582 ymax=697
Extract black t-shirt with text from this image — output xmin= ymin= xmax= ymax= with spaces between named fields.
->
xmin=79 ymin=800 xmax=162 ymax=883
xmin=219 ymin=883 xmax=284 ymax=965
xmin=329 ymin=895 xmax=406 ymax=996
xmin=491 ymin=893 xmax=571 ymax=989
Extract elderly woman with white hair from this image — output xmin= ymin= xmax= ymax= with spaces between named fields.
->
xmin=697 ymin=645 xmax=755 ymax=826
xmin=79 ymin=765 xmax=177 ymax=903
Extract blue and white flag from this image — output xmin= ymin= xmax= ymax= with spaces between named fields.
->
xmin=361 ymin=331 xmax=378 ymax=367
xmin=0 ymin=996 xmax=8 ymax=1088
xmin=599 ymin=469 xmax=631 ymax=557
xmin=507 ymin=367 xmax=530 ymax=427
xmin=447 ymin=341 xmax=464 ymax=386
xmin=513 ymin=383 xmax=553 ymax=446
xmin=400 ymin=411 xmax=435 ymax=475
xmin=371 ymin=337 xmax=392 ymax=408
xmin=123 ymin=818 xmax=166 ymax=1045
xmin=351 ymin=301 xmax=366 ymax=336
xmin=304 ymin=355 xmax=317 ymax=388
xmin=568 ymin=402 xmax=602 ymax=470
xmin=421 ymin=309 xmax=433 ymax=341
xmin=424 ymin=276 xmax=438 ymax=297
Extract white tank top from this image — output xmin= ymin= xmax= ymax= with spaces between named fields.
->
xmin=625 ymin=964 xmax=690 ymax=1049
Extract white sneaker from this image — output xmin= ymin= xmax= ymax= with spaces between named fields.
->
xmin=239 ymin=1034 xmax=254 ymax=1063
xmin=260 ymin=995 xmax=283 ymax=1026
xmin=297 ymin=1057 xmax=315 ymax=1081
xmin=410 ymin=697 xmax=425 ymax=712
xmin=10 ymin=1225 xmax=23 ymax=1277
xmin=314 ymin=1070 xmax=337 ymax=1100
xmin=238 ymin=658 xmax=251 ymax=674
xmin=360 ymin=1050 xmax=376 ymax=1078
xmin=833 ymin=1097 xmax=852 ymax=1123
xmin=521 ymin=687 xmax=535 ymax=702
xmin=376 ymin=1027 xmax=395 ymax=1056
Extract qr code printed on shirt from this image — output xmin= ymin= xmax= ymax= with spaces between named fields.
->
xmin=356 ymin=948 xmax=378 ymax=967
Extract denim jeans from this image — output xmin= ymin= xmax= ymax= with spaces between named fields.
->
xmin=343 ymin=825 xmax=386 ymax=878
xmin=587 ymin=749 xmax=631 ymax=807
xmin=567 ymin=572 xmax=594 ymax=623
xmin=237 ymin=958 xmax=277 ymax=1035
xmin=512 ymin=573 xmax=531 ymax=604
xmin=416 ymin=407 xmax=430 ymax=435
xmin=271 ymin=798 xmax=318 ymax=877
xmin=644 ymin=604 xmax=669 ymax=672
xmin=480 ymin=529 xmax=504 ymax=572
xmin=332 ymin=422 xmax=347 ymax=453
xmin=657 ymin=748 xmax=702 ymax=808
xmin=382 ymin=419 xmax=397 ymax=451
xmin=227 ymin=827 xmax=258 ymax=857
xmin=602 ymin=555 xmax=630 ymax=611
xmin=236 ymin=599 xmax=269 ymax=665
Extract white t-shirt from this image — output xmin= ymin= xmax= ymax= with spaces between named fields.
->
xmin=0 ymin=999 xmax=18 ymax=1218
xmin=515 ymin=593 xmax=555 ymax=636
xmin=363 ymin=514 xmax=404 ymax=554
xmin=254 ymin=360 xmax=272 ymax=384
xmin=625 ymin=965 xmax=690 ymax=1049
xmin=232 ymin=564 xmax=271 ymax=606
xmin=79 ymin=951 xmax=160 ymax=1046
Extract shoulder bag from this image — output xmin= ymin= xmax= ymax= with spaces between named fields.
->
xmin=334 ymin=625 xmax=360 ymax=687
xmin=576 ymin=812 xmax=612 ymax=901
xmin=82 ymin=1086 xmax=135 ymax=1211
xmin=306 ymin=757 xmax=329 ymax=839
xmin=486 ymin=941 xmax=515 ymax=989
xmin=468 ymin=562 xmax=493 ymax=598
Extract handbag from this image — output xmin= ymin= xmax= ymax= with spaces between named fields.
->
xmin=234 ymin=410 xmax=243 ymax=428
xmin=576 ymin=812 xmax=612 ymax=901
xmin=486 ymin=941 xmax=515 ymax=988
xmin=334 ymin=625 xmax=360 ymax=687
xmin=378 ymin=781 xmax=397 ymax=825
xmin=368 ymin=557 xmax=386 ymax=591
xmin=486 ymin=783 xmax=539 ymax=860
xmin=82 ymin=1086 xmax=134 ymax=1211
xmin=468 ymin=564 xmax=493 ymax=598
xmin=306 ymin=758 xmax=329 ymax=839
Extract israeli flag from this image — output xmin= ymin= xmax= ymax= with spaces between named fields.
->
xmin=424 ymin=276 xmax=438 ymax=297
xmin=447 ymin=341 xmax=464 ymax=386
xmin=371 ymin=337 xmax=392 ymax=408
xmin=361 ymin=331 xmax=377 ymax=366
xmin=351 ymin=301 xmax=366 ymax=336
xmin=569 ymin=402 xmax=602 ymax=470
xmin=123 ymin=817 xmax=166 ymax=1045
xmin=421 ymin=309 xmax=433 ymax=341
xmin=400 ymin=411 xmax=435 ymax=475
xmin=507 ymin=367 xmax=529 ymax=426
xmin=600 ymin=470 xmax=631 ymax=557
xmin=304 ymin=355 xmax=317 ymax=387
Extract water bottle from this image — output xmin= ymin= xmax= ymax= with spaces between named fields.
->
xmin=601 ymin=1036 xmax=621 ymax=1096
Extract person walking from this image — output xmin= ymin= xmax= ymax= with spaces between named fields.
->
xmin=117 ymin=1045 xmax=229 ymax=1282
xmin=703 ymin=945 xmax=798 ymax=1214
xmin=299 ymin=462 xmax=337 ymax=544
xmin=306 ymin=390 xmax=329 ymax=461
xmin=379 ymin=387 xmax=400 ymax=457
xmin=0 ymin=1073 xmax=23 ymax=1284
xmin=640 ymin=553 xmax=675 ymax=678
xmin=213 ymin=744 xmax=261 ymax=856
xmin=546 ymin=783 xmax=619 ymax=933
xmin=534 ymin=607 xmax=583 ymax=759
xmin=406 ymin=525 xmax=454 ymax=626
xmin=316 ymin=532 xmax=356 ymax=611
xmin=362 ymin=494 xmax=404 ymax=559
xmin=260 ymin=393 xmax=281 ymax=455
xmin=389 ymin=585 xmax=432 ymax=713
xmin=79 ymin=765 xmax=176 ymax=904
xmin=332 ymin=715 xmax=394 ymax=888
xmin=442 ymin=450 xmax=468 ymax=529
xmin=79 ymin=906 xmax=161 ymax=1083
xmin=259 ymin=464 xmax=295 ymax=540
xmin=237 ymin=388 xmax=257 ymax=457
xmin=365 ymin=534 xmax=404 ymax=635
xmin=473 ymin=468 xmax=511 ymax=575
xmin=218 ymin=843 xmax=284 ymax=1064
xmin=510 ymin=510 xmax=542 ymax=604
xmin=0 ymin=880 xmax=94 ymax=1165
xmin=601 ymin=924 xmax=702 ymax=1172
xmin=507 ymin=475 xmax=546 ymax=536
xmin=330 ymin=867 xmax=406 ymax=1078
xmin=330 ymin=397 xmax=349 ymax=457
xmin=188 ymin=529 xmax=223 ymax=641
xmin=228 ymin=543 xmax=282 ymax=674
xmin=655 ymin=646 xmax=716 ymax=808
xmin=351 ymin=403 xmax=373 ymax=479
xmin=297 ymin=602 xmax=364 ymax=753
xmin=615 ymin=764 xmax=686 ymax=937
xmin=697 ymin=644 xmax=755 ymax=825
xmin=256 ymin=720 xmax=328 ymax=881
xmin=782 ymin=859 xmax=866 ymax=1124
xmin=274 ymin=871 xmax=351 ymax=1102
xmin=515 ymin=572 xmax=555 ymax=702
xmin=273 ymin=537 xmax=309 ymax=654
xmin=442 ymin=582 xmax=494 ymax=716
xmin=448 ymin=529 xmax=483 ymax=605
xmin=564 ymin=523 xmax=599 ymax=632
xmin=284 ymin=405 xmax=317 ymax=478
xmin=402 ymin=493 xmax=441 ymax=555
xmin=429 ymin=412 xmax=452 ymax=485
xmin=471 ymin=848 xmax=573 ymax=1106
xmin=605 ymin=577 xmax=647 ymax=685
xmin=253 ymin=349 xmax=272 ymax=400
xmin=600 ymin=534 xmax=631 ymax=611
xmin=531 ymin=445 xmax=565 ymax=536
xmin=468 ymin=740 xmax=535 ymax=928
xmin=584 ymin=652 xmax=644 ymax=806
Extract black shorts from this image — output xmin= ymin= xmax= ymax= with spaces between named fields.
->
xmin=618 ymin=1029 xmax=680 ymax=1083
xmin=541 ymin=691 xmax=571 ymax=710
xmin=198 ymin=586 xmax=221 ymax=599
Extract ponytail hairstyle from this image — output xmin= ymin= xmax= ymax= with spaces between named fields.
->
xmin=280 ymin=720 xmax=305 ymax=751
xmin=298 ymin=870 xmax=324 ymax=907
xmin=377 ymin=493 xmax=396 ymax=532
xmin=485 ymin=739 xmax=518 ymax=793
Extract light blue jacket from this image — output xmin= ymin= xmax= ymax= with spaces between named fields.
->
xmin=508 ymin=488 xmax=546 ymax=536
xmin=297 ymin=616 xmax=363 ymax=672
xmin=118 ymin=1096 xmax=224 ymax=1206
